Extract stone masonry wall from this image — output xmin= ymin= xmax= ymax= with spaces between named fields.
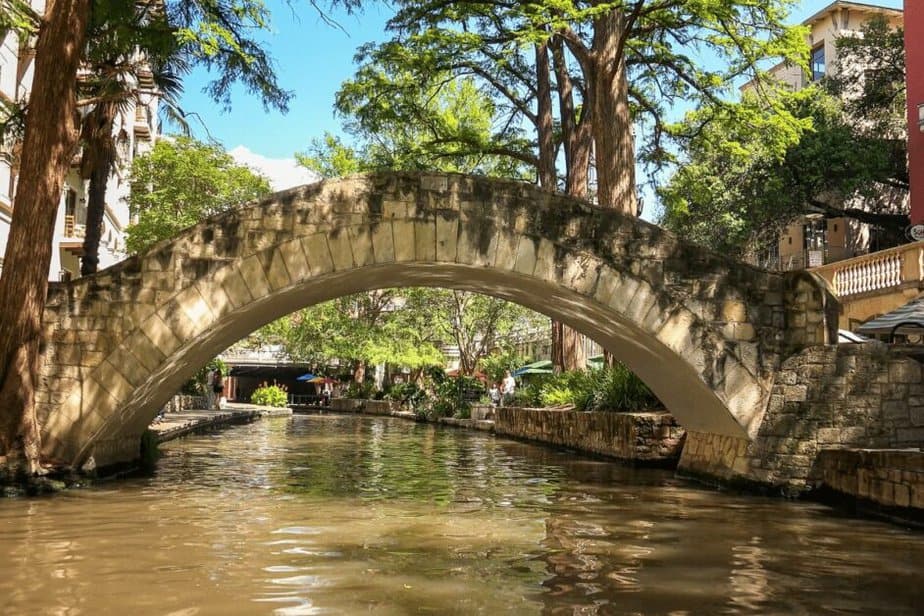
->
xmin=679 ymin=343 xmax=924 ymax=492
xmin=495 ymin=408 xmax=685 ymax=463
xmin=33 ymin=172 xmax=837 ymax=469
xmin=816 ymin=449 xmax=924 ymax=512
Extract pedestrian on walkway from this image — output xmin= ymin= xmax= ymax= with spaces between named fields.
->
xmin=501 ymin=370 xmax=516 ymax=407
xmin=211 ymin=368 xmax=224 ymax=410
xmin=205 ymin=367 xmax=217 ymax=410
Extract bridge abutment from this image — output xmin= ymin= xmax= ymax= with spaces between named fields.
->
xmin=679 ymin=342 xmax=924 ymax=492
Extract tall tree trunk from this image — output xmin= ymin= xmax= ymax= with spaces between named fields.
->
xmin=0 ymin=0 xmax=91 ymax=471
xmin=535 ymin=41 xmax=556 ymax=190
xmin=589 ymin=9 xmax=636 ymax=215
xmin=550 ymin=36 xmax=594 ymax=373
xmin=551 ymin=36 xmax=593 ymax=199
xmin=80 ymin=101 xmax=118 ymax=276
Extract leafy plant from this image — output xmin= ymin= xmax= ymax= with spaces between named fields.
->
xmin=251 ymin=383 xmax=288 ymax=408
xmin=344 ymin=381 xmax=376 ymax=400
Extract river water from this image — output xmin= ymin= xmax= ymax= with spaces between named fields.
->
xmin=1 ymin=414 xmax=922 ymax=615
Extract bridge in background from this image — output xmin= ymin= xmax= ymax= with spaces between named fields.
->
xmin=36 ymin=172 xmax=866 ymax=487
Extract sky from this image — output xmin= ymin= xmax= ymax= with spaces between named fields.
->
xmin=177 ymin=0 xmax=905 ymax=191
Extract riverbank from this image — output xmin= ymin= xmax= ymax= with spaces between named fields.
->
xmin=149 ymin=403 xmax=293 ymax=443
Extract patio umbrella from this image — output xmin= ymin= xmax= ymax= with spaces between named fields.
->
xmin=295 ymin=373 xmax=316 ymax=381
xmin=308 ymin=376 xmax=339 ymax=384
xmin=512 ymin=360 xmax=553 ymax=377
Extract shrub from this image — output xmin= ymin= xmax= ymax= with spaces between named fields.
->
xmin=251 ymin=383 xmax=288 ymax=407
xmin=344 ymin=381 xmax=376 ymax=400
xmin=505 ymin=365 xmax=661 ymax=412
xmin=576 ymin=364 xmax=660 ymax=412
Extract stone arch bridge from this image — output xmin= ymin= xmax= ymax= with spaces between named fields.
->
xmin=37 ymin=172 xmax=837 ymax=472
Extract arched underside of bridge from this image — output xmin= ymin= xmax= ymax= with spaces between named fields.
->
xmin=38 ymin=172 xmax=795 ymax=469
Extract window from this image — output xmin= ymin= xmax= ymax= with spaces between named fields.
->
xmin=811 ymin=44 xmax=825 ymax=81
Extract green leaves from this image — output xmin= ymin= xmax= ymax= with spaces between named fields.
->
xmin=125 ymin=137 xmax=271 ymax=253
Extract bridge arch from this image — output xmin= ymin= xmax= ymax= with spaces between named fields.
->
xmin=36 ymin=172 xmax=834 ymax=468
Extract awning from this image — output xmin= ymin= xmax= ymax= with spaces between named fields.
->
xmin=512 ymin=360 xmax=553 ymax=377
xmin=857 ymin=294 xmax=924 ymax=341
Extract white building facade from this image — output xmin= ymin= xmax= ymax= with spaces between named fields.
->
xmin=0 ymin=1 xmax=158 ymax=280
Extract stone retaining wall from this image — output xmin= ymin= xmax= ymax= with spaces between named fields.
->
xmin=329 ymin=398 xmax=364 ymax=412
xmin=816 ymin=448 xmax=924 ymax=512
xmin=160 ymin=395 xmax=207 ymax=414
xmin=679 ymin=343 xmax=924 ymax=492
xmin=494 ymin=408 xmax=684 ymax=463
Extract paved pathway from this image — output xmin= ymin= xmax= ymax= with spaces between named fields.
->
xmin=149 ymin=403 xmax=292 ymax=443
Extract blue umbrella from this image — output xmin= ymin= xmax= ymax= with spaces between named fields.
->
xmin=295 ymin=373 xmax=316 ymax=381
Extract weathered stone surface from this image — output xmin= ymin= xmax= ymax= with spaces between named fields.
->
xmin=495 ymin=408 xmax=684 ymax=462
xmin=680 ymin=343 xmax=924 ymax=493
xmin=35 ymin=172 xmax=839 ymax=471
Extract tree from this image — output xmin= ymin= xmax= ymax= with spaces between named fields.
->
xmin=0 ymin=0 xmax=90 ymax=473
xmin=660 ymin=16 xmax=908 ymax=257
xmin=303 ymin=75 xmax=532 ymax=180
xmin=125 ymin=137 xmax=271 ymax=253
xmin=78 ymin=0 xmax=190 ymax=275
xmin=336 ymin=0 xmax=804 ymax=370
xmin=274 ymin=290 xmax=445 ymax=384
xmin=0 ymin=0 xmax=343 ymax=472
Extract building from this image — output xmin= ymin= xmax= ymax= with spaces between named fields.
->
xmin=906 ymin=0 xmax=924 ymax=224
xmin=0 ymin=1 xmax=159 ymax=280
xmin=751 ymin=1 xmax=906 ymax=271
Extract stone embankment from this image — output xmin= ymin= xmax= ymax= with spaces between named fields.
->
xmin=494 ymin=407 xmax=684 ymax=464
xmin=330 ymin=398 xmax=683 ymax=464
xmin=816 ymin=448 xmax=924 ymax=526
xmin=150 ymin=401 xmax=292 ymax=443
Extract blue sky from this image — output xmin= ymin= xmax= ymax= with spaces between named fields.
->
xmin=177 ymin=0 xmax=904 ymax=189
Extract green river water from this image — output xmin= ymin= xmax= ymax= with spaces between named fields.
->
xmin=1 ymin=414 xmax=922 ymax=615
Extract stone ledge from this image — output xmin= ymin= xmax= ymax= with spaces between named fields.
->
xmin=815 ymin=448 xmax=924 ymax=525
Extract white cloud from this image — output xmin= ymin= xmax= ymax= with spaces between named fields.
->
xmin=228 ymin=145 xmax=319 ymax=192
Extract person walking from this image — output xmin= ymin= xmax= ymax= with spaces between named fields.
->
xmin=489 ymin=382 xmax=501 ymax=407
xmin=211 ymin=368 xmax=224 ymax=410
xmin=501 ymin=370 xmax=516 ymax=407
xmin=205 ymin=367 xmax=216 ymax=410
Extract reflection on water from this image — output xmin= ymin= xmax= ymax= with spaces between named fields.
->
xmin=1 ymin=414 xmax=922 ymax=615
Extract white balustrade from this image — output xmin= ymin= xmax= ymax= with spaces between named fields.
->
xmin=832 ymin=251 xmax=903 ymax=296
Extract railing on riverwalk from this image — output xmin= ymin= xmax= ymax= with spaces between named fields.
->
xmin=810 ymin=242 xmax=924 ymax=297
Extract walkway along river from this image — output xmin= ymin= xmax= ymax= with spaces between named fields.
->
xmin=1 ymin=414 xmax=922 ymax=614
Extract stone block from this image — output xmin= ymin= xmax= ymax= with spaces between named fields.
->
xmin=435 ymin=215 xmax=459 ymax=263
xmin=392 ymin=220 xmax=416 ymax=263
xmin=721 ymin=299 xmax=748 ymax=323
xmin=882 ymin=400 xmax=910 ymax=421
xmin=238 ymin=254 xmax=272 ymax=299
xmin=300 ymin=233 xmax=333 ymax=276
xmin=174 ymin=286 xmax=216 ymax=338
xmin=782 ymin=385 xmax=808 ymax=402
xmin=276 ymin=238 xmax=310 ymax=283
xmin=493 ymin=231 xmax=519 ymax=272
xmin=564 ymin=255 xmax=602 ymax=297
xmin=348 ymin=225 xmax=375 ymax=267
xmin=219 ymin=268 xmax=255 ymax=310
xmin=889 ymin=362 xmax=922 ymax=384
xmin=513 ymin=235 xmax=538 ymax=276
xmin=371 ymin=221 xmax=396 ymax=264
xmin=529 ymin=239 xmax=557 ymax=284
xmin=326 ymin=230 xmax=354 ymax=271
xmin=414 ymin=219 xmax=437 ymax=262
xmin=140 ymin=313 xmax=183 ymax=358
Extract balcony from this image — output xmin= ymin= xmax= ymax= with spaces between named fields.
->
xmin=810 ymin=242 xmax=924 ymax=298
xmin=134 ymin=104 xmax=151 ymax=139
xmin=63 ymin=214 xmax=85 ymax=239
